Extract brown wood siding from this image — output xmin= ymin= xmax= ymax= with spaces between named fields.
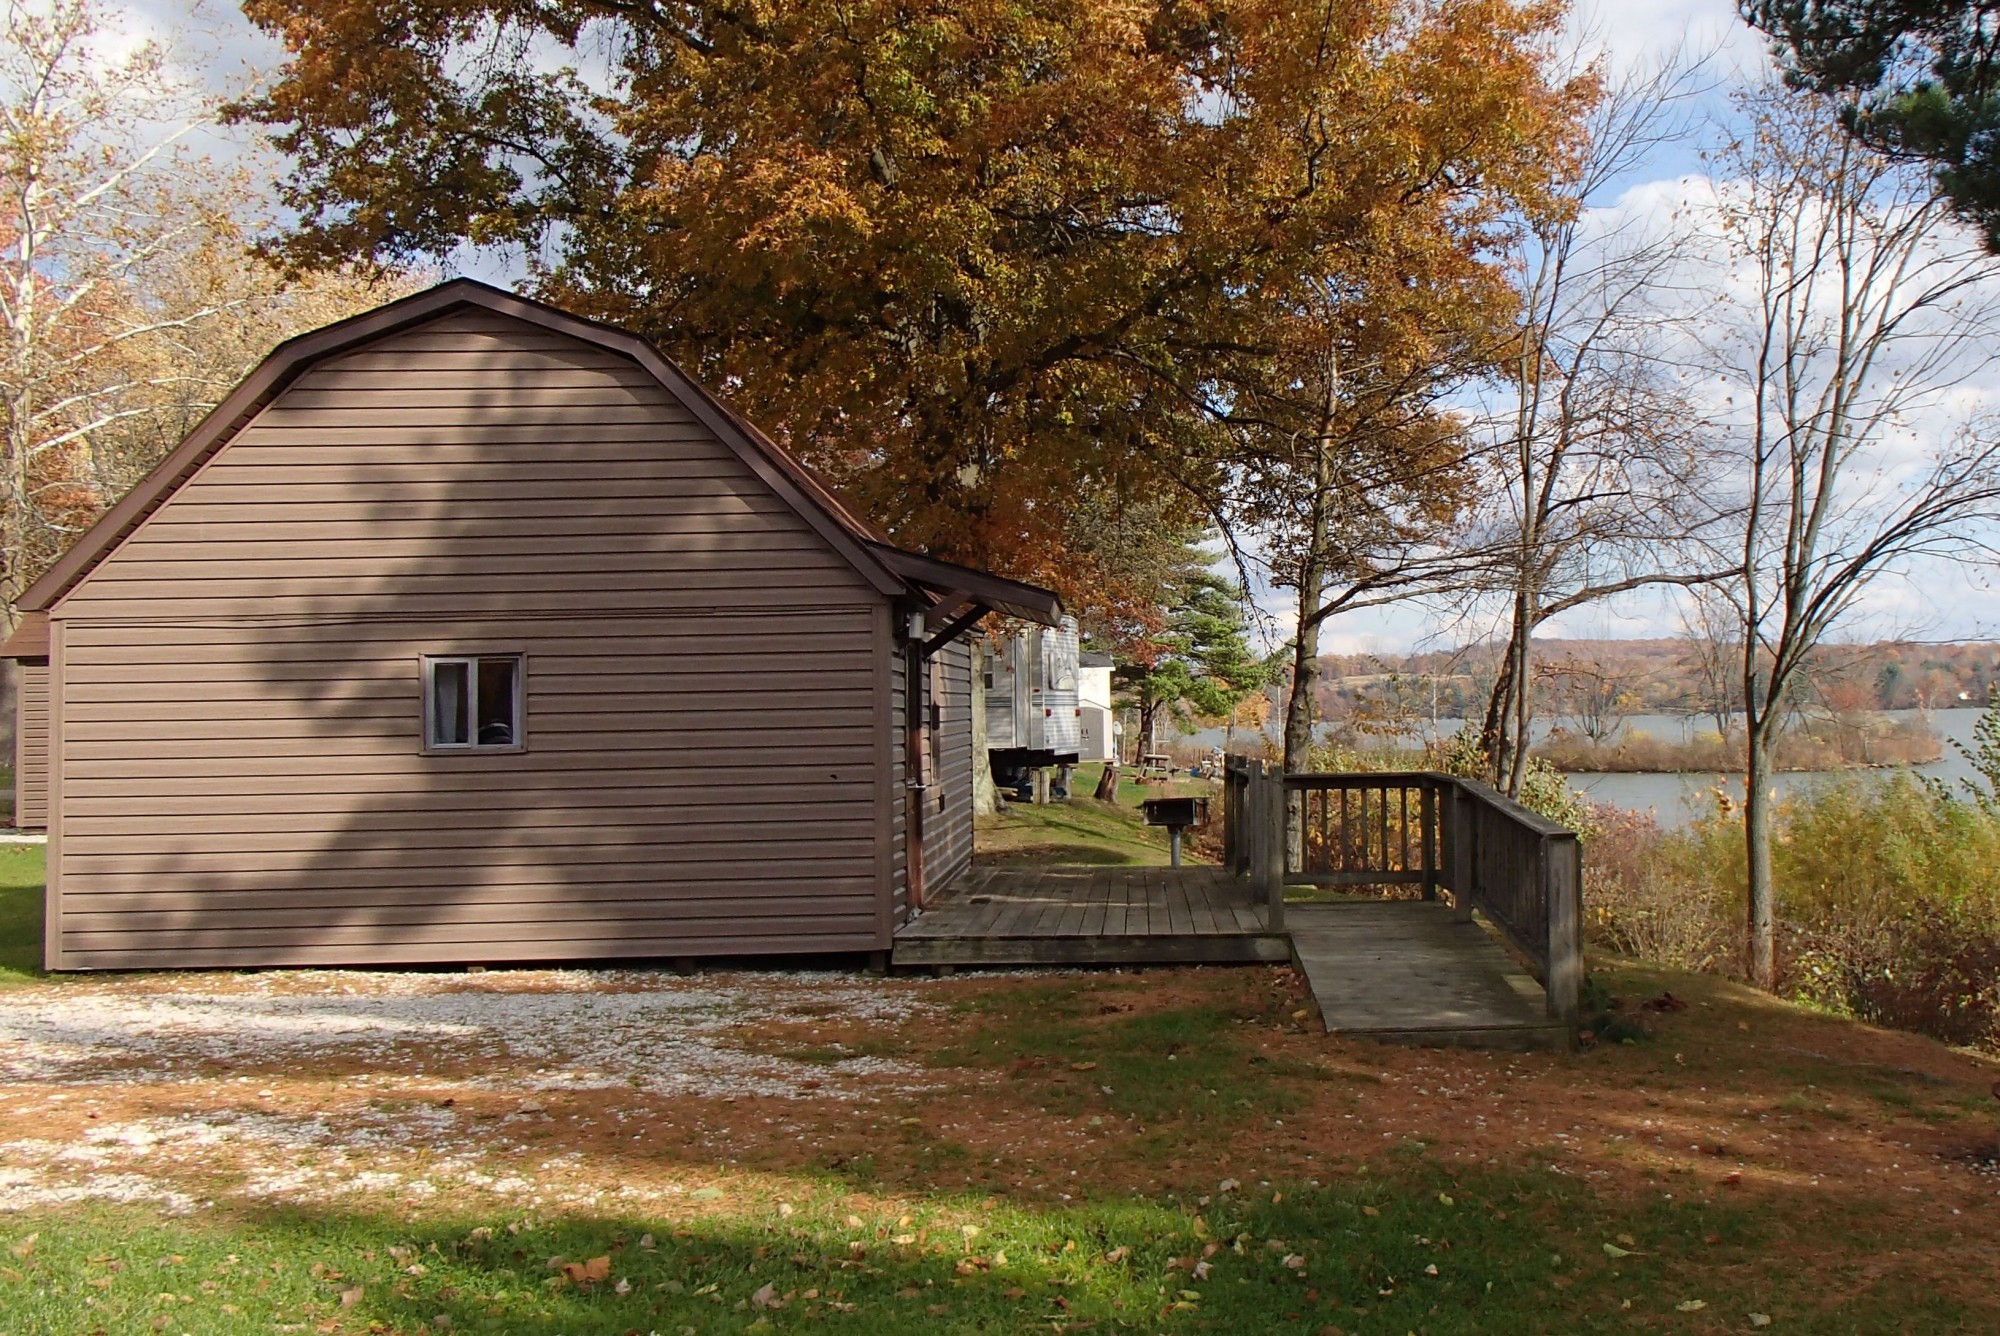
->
xmin=14 ymin=660 xmax=48 ymax=830
xmin=927 ymin=638 xmax=976 ymax=889
xmin=47 ymin=310 xmax=890 ymax=969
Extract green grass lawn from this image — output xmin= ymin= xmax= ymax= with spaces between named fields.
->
xmin=0 ymin=841 xmax=41 ymax=982
xmin=0 ymin=1163 xmax=1855 ymax=1336
xmin=975 ymin=763 xmax=1219 ymax=867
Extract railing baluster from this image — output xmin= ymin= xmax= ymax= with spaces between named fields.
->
xmin=1398 ymin=785 xmax=1409 ymax=871
xmin=1338 ymin=788 xmax=1349 ymax=873
xmin=1377 ymin=784 xmax=1389 ymax=877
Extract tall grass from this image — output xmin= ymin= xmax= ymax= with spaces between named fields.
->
xmin=1587 ymin=775 xmax=2000 ymax=1050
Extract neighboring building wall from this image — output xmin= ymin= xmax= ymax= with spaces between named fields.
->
xmin=1076 ymin=662 xmax=1115 ymax=763
xmin=14 ymin=660 xmax=47 ymax=830
xmin=888 ymin=635 xmax=976 ymax=917
xmin=44 ymin=309 xmax=887 ymax=970
xmin=927 ymin=637 xmax=976 ymax=890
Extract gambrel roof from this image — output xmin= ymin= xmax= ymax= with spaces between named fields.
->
xmin=3 ymin=279 xmax=1058 ymax=654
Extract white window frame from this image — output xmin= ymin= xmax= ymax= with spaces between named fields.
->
xmin=421 ymin=653 xmax=527 ymax=754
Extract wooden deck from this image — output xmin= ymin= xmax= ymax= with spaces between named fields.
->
xmin=892 ymin=865 xmax=1568 ymax=1048
xmin=891 ymin=865 xmax=1288 ymax=966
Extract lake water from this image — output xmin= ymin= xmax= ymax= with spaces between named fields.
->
xmin=1567 ymin=708 xmax=1988 ymax=827
xmin=1182 ymin=708 xmax=1993 ymax=827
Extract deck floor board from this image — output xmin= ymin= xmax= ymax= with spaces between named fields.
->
xmin=894 ymin=865 xmax=1567 ymax=1047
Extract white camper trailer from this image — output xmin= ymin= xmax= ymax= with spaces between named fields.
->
xmin=985 ymin=618 xmax=1081 ymax=791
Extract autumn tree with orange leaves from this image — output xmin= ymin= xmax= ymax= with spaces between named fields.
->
xmin=236 ymin=0 xmax=1589 ymax=644
xmin=0 ymin=0 xmax=410 ymax=612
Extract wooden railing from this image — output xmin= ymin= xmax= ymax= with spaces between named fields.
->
xmin=1222 ymin=759 xmax=1583 ymax=1025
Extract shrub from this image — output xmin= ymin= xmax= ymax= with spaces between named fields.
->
xmin=1584 ymin=803 xmax=1737 ymax=973
xmin=1585 ymin=774 xmax=2000 ymax=1051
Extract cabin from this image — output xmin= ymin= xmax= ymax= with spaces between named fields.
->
xmin=1 ymin=279 xmax=1060 ymax=971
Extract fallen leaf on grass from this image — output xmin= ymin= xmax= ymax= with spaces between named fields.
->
xmin=1749 ymin=1316 xmax=1772 ymax=1328
xmin=1677 ymin=1299 xmax=1707 ymax=1312
xmin=339 ymin=1286 xmax=363 ymax=1308
xmin=1070 ymin=1061 xmax=1098 ymax=1071
xmin=559 ymin=1256 xmax=611 ymax=1286
xmin=750 ymin=1283 xmax=783 ymax=1310
xmin=7 ymin=1236 xmax=34 ymax=1260
xmin=1102 ymin=1246 xmax=1130 ymax=1264
xmin=1362 ymin=1206 xmax=1380 ymax=1218
xmin=1603 ymin=1243 xmax=1632 ymax=1259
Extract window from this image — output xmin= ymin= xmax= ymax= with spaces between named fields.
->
xmin=423 ymin=655 xmax=524 ymax=752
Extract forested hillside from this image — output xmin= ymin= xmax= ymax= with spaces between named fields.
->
xmin=1319 ymin=638 xmax=2000 ymax=722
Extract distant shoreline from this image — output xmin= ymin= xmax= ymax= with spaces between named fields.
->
xmin=1533 ymin=715 xmax=1942 ymax=776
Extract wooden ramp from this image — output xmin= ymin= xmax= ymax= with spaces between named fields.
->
xmin=891 ymin=865 xmax=1288 ymax=967
xmin=1287 ymin=902 xmax=1570 ymax=1050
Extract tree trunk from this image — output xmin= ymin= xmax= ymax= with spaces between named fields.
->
xmin=1094 ymin=763 xmax=1119 ymax=802
xmin=1743 ymin=727 xmax=1777 ymax=989
xmin=1283 ymin=621 xmax=1319 ymax=776
xmin=1504 ymin=589 xmax=1535 ymax=797
xmin=1479 ymin=654 xmax=1513 ymax=781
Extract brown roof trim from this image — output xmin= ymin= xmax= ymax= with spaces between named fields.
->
xmin=1 ymin=611 xmax=48 ymax=658
xmin=19 ymin=278 xmax=918 ymax=611
xmin=871 ymin=546 xmax=1065 ymax=626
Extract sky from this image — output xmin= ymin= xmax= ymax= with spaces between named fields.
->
xmin=90 ymin=0 xmax=2000 ymax=652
